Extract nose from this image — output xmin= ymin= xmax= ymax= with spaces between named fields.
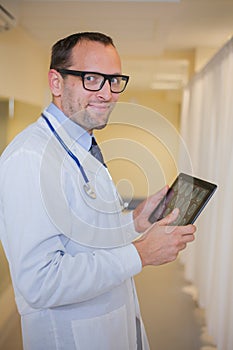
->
xmin=97 ymin=79 xmax=112 ymax=100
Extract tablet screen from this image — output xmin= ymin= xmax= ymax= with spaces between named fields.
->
xmin=148 ymin=173 xmax=217 ymax=225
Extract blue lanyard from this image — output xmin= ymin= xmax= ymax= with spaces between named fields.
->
xmin=42 ymin=114 xmax=97 ymax=199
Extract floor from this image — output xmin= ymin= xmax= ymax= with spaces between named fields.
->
xmin=0 ymin=302 xmax=22 ymax=350
xmin=0 ymin=260 xmax=217 ymax=350
xmin=134 ymin=260 xmax=217 ymax=350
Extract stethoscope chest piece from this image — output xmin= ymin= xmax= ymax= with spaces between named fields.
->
xmin=83 ymin=183 xmax=96 ymax=199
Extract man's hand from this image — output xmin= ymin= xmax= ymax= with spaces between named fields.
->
xmin=133 ymin=186 xmax=169 ymax=233
xmin=133 ymin=208 xmax=196 ymax=267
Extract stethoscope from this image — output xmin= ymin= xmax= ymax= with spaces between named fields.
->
xmin=42 ymin=113 xmax=128 ymax=209
xmin=42 ymin=113 xmax=97 ymax=199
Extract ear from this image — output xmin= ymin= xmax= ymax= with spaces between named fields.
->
xmin=48 ymin=69 xmax=63 ymax=96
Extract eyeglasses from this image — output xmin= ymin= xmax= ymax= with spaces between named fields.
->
xmin=57 ymin=68 xmax=129 ymax=93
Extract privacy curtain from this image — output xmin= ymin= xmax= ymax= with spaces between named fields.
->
xmin=179 ymin=37 xmax=233 ymax=350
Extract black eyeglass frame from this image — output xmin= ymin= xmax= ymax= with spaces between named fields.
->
xmin=57 ymin=68 xmax=129 ymax=93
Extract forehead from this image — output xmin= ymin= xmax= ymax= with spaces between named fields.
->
xmin=70 ymin=40 xmax=122 ymax=73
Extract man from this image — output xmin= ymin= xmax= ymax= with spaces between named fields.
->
xmin=0 ymin=32 xmax=195 ymax=349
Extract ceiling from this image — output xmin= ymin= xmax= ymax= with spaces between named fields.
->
xmin=2 ymin=0 xmax=233 ymax=91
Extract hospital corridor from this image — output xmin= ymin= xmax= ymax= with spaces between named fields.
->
xmin=1 ymin=1 xmax=233 ymax=349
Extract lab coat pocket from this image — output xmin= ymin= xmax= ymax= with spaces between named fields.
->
xmin=71 ymin=305 xmax=130 ymax=350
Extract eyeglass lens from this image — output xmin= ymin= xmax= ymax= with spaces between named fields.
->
xmin=83 ymin=73 xmax=127 ymax=92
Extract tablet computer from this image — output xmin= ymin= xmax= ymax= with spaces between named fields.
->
xmin=148 ymin=173 xmax=217 ymax=225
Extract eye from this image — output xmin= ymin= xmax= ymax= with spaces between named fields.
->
xmin=85 ymin=75 xmax=96 ymax=82
xmin=111 ymin=76 xmax=121 ymax=85
xmin=84 ymin=74 xmax=102 ymax=84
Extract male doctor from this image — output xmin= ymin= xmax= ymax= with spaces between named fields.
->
xmin=0 ymin=32 xmax=195 ymax=350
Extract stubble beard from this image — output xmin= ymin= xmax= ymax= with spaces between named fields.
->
xmin=69 ymin=103 xmax=115 ymax=132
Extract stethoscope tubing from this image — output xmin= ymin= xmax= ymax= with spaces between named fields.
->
xmin=41 ymin=113 xmax=127 ymax=205
xmin=42 ymin=113 xmax=90 ymax=185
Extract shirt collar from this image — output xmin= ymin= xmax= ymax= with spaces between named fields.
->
xmin=46 ymin=103 xmax=92 ymax=151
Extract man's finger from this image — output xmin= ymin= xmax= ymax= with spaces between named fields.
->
xmin=158 ymin=208 xmax=179 ymax=226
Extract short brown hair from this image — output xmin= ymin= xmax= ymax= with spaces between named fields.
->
xmin=50 ymin=32 xmax=115 ymax=70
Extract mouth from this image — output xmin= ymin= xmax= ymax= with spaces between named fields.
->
xmin=87 ymin=102 xmax=112 ymax=113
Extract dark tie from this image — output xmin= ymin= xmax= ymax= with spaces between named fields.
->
xmin=89 ymin=137 xmax=107 ymax=167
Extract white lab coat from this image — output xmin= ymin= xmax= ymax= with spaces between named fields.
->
xmin=0 ymin=111 xmax=150 ymax=350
